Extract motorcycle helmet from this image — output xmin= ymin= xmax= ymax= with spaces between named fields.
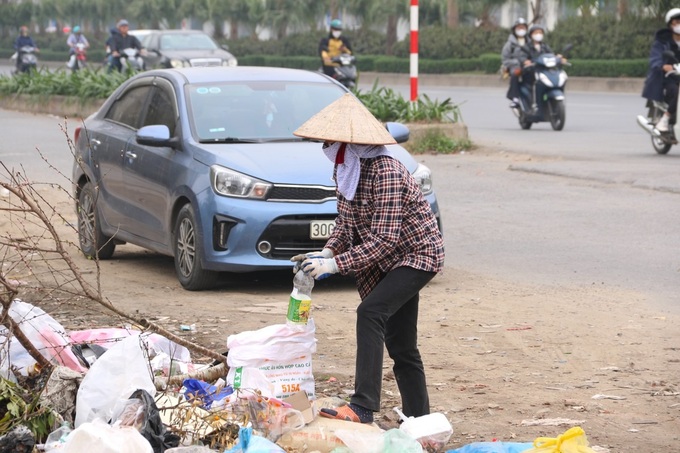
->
xmin=666 ymin=8 xmax=680 ymax=25
xmin=528 ymin=24 xmax=545 ymax=35
xmin=330 ymin=19 xmax=343 ymax=30
xmin=73 ymin=25 xmax=81 ymax=33
xmin=512 ymin=17 xmax=527 ymax=30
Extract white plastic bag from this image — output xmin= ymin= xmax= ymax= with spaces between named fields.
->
xmin=75 ymin=334 xmax=156 ymax=427
xmin=62 ymin=420 xmax=153 ymax=453
xmin=226 ymin=321 xmax=316 ymax=399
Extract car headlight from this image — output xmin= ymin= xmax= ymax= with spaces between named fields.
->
xmin=211 ymin=165 xmax=271 ymax=199
xmin=223 ymin=57 xmax=238 ymax=67
xmin=170 ymin=59 xmax=188 ymax=68
xmin=412 ymin=163 xmax=433 ymax=195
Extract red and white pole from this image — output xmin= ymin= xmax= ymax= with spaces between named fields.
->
xmin=410 ymin=0 xmax=419 ymax=102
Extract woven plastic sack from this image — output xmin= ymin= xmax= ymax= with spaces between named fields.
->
xmin=523 ymin=427 xmax=597 ymax=453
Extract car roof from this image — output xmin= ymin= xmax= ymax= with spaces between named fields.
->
xmin=142 ymin=66 xmax=337 ymax=85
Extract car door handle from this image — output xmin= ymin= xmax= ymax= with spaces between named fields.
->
xmin=125 ymin=151 xmax=137 ymax=160
xmin=90 ymin=138 xmax=101 ymax=146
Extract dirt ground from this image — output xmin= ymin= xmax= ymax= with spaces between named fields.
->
xmin=1 ymin=165 xmax=678 ymax=453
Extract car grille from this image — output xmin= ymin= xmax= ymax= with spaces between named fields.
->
xmin=189 ymin=58 xmax=223 ymax=67
xmin=258 ymin=215 xmax=337 ymax=259
xmin=267 ymin=185 xmax=336 ymax=203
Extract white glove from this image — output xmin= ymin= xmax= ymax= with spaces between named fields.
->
xmin=290 ymin=248 xmax=334 ymax=273
xmin=301 ymin=257 xmax=338 ymax=280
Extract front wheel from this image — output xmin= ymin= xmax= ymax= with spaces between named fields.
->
xmin=519 ymin=115 xmax=532 ymax=130
xmin=651 ymin=135 xmax=672 ymax=154
xmin=77 ymin=181 xmax=115 ymax=259
xmin=548 ymin=99 xmax=566 ymax=131
xmin=173 ymin=204 xmax=215 ymax=291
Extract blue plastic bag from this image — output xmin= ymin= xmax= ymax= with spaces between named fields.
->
xmin=182 ymin=378 xmax=233 ymax=409
xmin=447 ymin=442 xmax=534 ymax=453
xmin=223 ymin=427 xmax=285 ymax=453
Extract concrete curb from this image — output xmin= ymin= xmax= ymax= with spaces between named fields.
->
xmin=359 ymin=72 xmax=644 ymax=94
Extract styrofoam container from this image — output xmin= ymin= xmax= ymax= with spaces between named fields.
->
xmin=395 ymin=408 xmax=453 ymax=452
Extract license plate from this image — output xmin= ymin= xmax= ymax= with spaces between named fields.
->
xmin=310 ymin=220 xmax=335 ymax=240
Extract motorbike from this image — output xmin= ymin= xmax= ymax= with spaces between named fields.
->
xmin=69 ymin=42 xmax=88 ymax=72
xmin=11 ymin=46 xmax=38 ymax=74
xmin=119 ymin=47 xmax=145 ymax=72
xmin=636 ymin=50 xmax=680 ymax=155
xmin=512 ymin=45 xmax=572 ymax=131
xmin=328 ymin=53 xmax=357 ymax=89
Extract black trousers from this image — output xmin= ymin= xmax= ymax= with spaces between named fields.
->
xmin=350 ymin=266 xmax=436 ymax=417
xmin=506 ymin=73 xmax=521 ymax=100
xmin=663 ymin=77 xmax=679 ymax=119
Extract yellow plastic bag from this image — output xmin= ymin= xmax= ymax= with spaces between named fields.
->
xmin=523 ymin=427 xmax=597 ymax=453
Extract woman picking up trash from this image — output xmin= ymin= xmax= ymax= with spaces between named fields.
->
xmin=290 ymin=93 xmax=445 ymax=424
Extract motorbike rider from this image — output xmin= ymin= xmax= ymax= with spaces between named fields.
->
xmin=519 ymin=25 xmax=566 ymax=103
xmin=641 ymin=8 xmax=680 ymax=134
xmin=66 ymin=25 xmax=90 ymax=69
xmin=501 ymin=17 xmax=529 ymax=108
xmin=108 ymin=19 xmax=145 ymax=72
xmin=319 ymin=19 xmax=353 ymax=78
xmin=13 ymin=26 xmax=39 ymax=72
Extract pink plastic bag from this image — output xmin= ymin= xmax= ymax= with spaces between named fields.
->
xmin=1 ymin=300 xmax=86 ymax=375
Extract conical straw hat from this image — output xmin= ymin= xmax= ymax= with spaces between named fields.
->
xmin=294 ymin=93 xmax=397 ymax=145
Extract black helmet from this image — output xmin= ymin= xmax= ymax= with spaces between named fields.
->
xmin=512 ymin=17 xmax=527 ymax=30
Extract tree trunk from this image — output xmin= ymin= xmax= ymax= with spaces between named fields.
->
xmin=386 ymin=14 xmax=397 ymax=56
xmin=230 ymin=20 xmax=238 ymax=39
xmin=330 ymin=0 xmax=338 ymax=21
xmin=618 ymin=0 xmax=629 ymax=19
xmin=213 ymin=19 xmax=224 ymax=39
xmin=530 ymin=0 xmax=543 ymax=25
xmin=447 ymin=0 xmax=459 ymax=28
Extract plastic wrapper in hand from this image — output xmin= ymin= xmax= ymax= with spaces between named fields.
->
xmin=522 ymin=427 xmax=598 ymax=453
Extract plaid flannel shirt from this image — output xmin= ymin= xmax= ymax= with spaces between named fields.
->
xmin=325 ymin=155 xmax=444 ymax=299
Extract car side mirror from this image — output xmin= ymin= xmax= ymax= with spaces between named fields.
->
xmin=385 ymin=122 xmax=410 ymax=144
xmin=221 ymin=44 xmax=230 ymax=51
xmin=136 ymin=125 xmax=178 ymax=148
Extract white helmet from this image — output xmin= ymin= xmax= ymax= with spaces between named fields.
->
xmin=666 ymin=8 xmax=680 ymax=25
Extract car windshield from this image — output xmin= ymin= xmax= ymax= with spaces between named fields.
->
xmin=160 ymin=33 xmax=219 ymax=51
xmin=188 ymin=81 xmax=346 ymax=142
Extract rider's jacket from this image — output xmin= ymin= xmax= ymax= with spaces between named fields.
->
xmin=642 ymin=28 xmax=680 ymax=102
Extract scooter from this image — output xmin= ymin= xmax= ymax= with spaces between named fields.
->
xmin=636 ymin=50 xmax=680 ymax=155
xmin=72 ymin=43 xmax=88 ymax=71
xmin=329 ymin=53 xmax=357 ymax=89
xmin=11 ymin=46 xmax=38 ymax=74
xmin=119 ymin=48 xmax=145 ymax=72
xmin=512 ymin=45 xmax=572 ymax=131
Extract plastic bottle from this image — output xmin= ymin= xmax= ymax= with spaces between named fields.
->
xmin=287 ymin=270 xmax=314 ymax=328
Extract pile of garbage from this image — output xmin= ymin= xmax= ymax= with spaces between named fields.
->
xmin=0 ymin=298 xmax=454 ymax=453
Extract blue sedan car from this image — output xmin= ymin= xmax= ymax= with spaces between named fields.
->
xmin=73 ymin=67 xmax=441 ymax=290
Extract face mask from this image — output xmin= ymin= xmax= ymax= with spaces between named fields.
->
xmin=332 ymin=30 xmax=341 ymax=39
xmin=515 ymin=29 xmax=526 ymax=37
xmin=673 ymin=25 xmax=680 ymax=34
xmin=532 ymin=33 xmax=544 ymax=42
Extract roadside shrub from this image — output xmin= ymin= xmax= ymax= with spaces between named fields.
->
xmin=353 ymin=81 xmax=462 ymax=123
xmin=0 ymin=67 xmax=129 ymax=98
xmin=393 ymin=26 xmax=509 ymax=59
xmin=548 ymin=15 xmax=659 ymax=60
xmin=406 ymin=129 xmax=472 ymax=154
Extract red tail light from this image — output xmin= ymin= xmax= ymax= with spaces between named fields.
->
xmin=74 ymin=127 xmax=81 ymax=145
